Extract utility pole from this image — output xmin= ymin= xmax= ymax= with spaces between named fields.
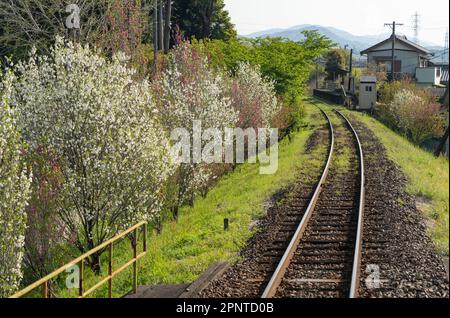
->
xmin=348 ymin=48 xmax=353 ymax=92
xmin=412 ymin=12 xmax=420 ymax=44
xmin=384 ymin=21 xmax=403 ymax=81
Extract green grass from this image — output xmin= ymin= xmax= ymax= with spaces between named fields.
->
xmin=327 ymin=111 xmax=353 ymax=174
xmin=53 ymin=103 xmax=327 ymax=298
xmin=29 ymin=98 xmax=448 ymax=298
xmin=350 ymin=111 xmax=449 ymax=256
xmin=313 ymin=99 xmax=449 ymax=256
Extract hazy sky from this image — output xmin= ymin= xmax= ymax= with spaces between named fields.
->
xmin=224 ymin=0 xmax=449 ymax=45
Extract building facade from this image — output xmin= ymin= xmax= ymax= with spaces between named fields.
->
xmin=361 ymin=35 xmax=434 ymax=80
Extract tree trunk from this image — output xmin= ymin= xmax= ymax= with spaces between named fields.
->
xmin=89 ymin=253 xmax=101 ymax=275
xmin=158 ymin=0 xmax=164 ymax=51
xmin=163 ymin=0 xmax=172 ymax=53
xmin=172 ymin=205 xmax=179 ymax=221
xmin=154 ymin=215 xmax=163 ymax=234
xmin=153 ymin=0 xmax=158 ymax=71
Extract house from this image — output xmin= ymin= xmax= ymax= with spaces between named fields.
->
xmin=416 ymin=67 xmax=442 ymax=86
xmin=361 ymin=35 xmax=434 ymax=80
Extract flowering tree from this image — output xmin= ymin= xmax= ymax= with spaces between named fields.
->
xmin=11 ymin=37 xmax=173 ymax=272
xmin=231 ymin=62 xmax=279 ymax=129
xmin=96 ymin=0 xmax=150 ymax=77
xmin=390 ymin=89 xmax=444 ymax=144
xmin=152 ymin=42 xmax=238 ymax=214
xmin=0 ymin=71 xmax=32 ymax=297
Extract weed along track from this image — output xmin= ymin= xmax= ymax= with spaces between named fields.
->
xmin=261 ymin=108 xmax=365 ymax=298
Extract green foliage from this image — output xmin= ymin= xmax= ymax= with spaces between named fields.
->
xmin=172 ymin=0 xmax=236 ymax=41
xmin=378 ymin=80 xmax=403 ymax=105
xmin=324 ymin=48 xmax=349 ymax=80
xmin=193 ymin=30 xmax=332 ymax=104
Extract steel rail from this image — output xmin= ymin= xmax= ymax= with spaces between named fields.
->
xmin=261 ymin=106 xmax=335 ymax=298
xmin=335 ymin=110 xmax=365 ymax=299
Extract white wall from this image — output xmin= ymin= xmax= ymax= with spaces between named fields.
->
xmin=358 ymin=83 xmax=377 ymax=110
xmin=416 ymin=67 xmax=441 ymax=85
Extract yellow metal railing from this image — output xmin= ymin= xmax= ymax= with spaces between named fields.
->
xmin=10 ymin=221 xmax=147 ymax=298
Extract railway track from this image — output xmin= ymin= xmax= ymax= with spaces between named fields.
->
xmin=262 ymin=106 xmax=365 ymax=298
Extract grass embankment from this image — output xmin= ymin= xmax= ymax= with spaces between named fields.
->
xmin=313 ymin=99 xmax=449 ymax=256
xmin=350 ymin=111 xmax=449 ymax=256
xmin=54 ymin=103 xmax=327 ymax=298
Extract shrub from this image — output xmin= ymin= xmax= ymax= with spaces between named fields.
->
xmin=376 ymin=80 xmax=444 ymax=145
xmin=152 ymin=42 xmax=238 ymax=215
xmin=231 ymin=62 xmax=279 ymax=128
xmin=362 ymin=62 xmax=388 ymax=83
xmin=10 ymin=37 xmax=173 ymax=272
xmin=378 ymin=80 xmax=403 ymax=105
xmin=0 ymin=70 xmax=32 ymax=297
xmin=390 ymin=89 xmax=444 ymax=144
xmin=23 ymin=145 xmax=67 ymax=285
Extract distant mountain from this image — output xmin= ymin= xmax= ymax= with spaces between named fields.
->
xmin=245 ymin=24 xmax=386 ymax=54
xmin=244 ymin=25 xmax=447 ymax=60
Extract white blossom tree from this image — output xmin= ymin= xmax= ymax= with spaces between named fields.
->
xmin=11 ymin=37 xmax=173 ymax=273
xmin=152 ymin=42 xmax=238 ymax=215
xmin=231 ymin=62 xmax=279 ymax=129
xmin=0 ymin=70 xmax=32 ymax=297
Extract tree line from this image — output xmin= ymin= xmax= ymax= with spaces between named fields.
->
xmin=0 ymin=0 xmax=235 ymax=64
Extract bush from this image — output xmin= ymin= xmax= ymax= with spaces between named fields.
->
xmin=10 ymin=37 xmax=173 ymax=272
xmin=0 ymin=71 xmax=32 ymax=297
xmin=376 ymin=81 xmax=444 ymax=145
xmin=23 ymin=145 xmax=67 ymax=285
xmin=152 ymin=42 xmax=238 ymax=214
xmin=390 ymin=89 xmax=444 ymax=144
xmin=378 ymin=80 xmax=403 ymax=105
xmin=231 ymin=62 xmax=279 ymax=128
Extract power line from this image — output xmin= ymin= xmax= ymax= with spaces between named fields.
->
xmin=444 ymin=30 xmax=449 ymax=64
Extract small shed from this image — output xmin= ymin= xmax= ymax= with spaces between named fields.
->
xmin=358 ymin=76 xmax=377 ymax=111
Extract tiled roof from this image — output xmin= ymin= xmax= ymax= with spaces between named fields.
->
xmin=361 ymin=35 xmax=432 ymax=55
